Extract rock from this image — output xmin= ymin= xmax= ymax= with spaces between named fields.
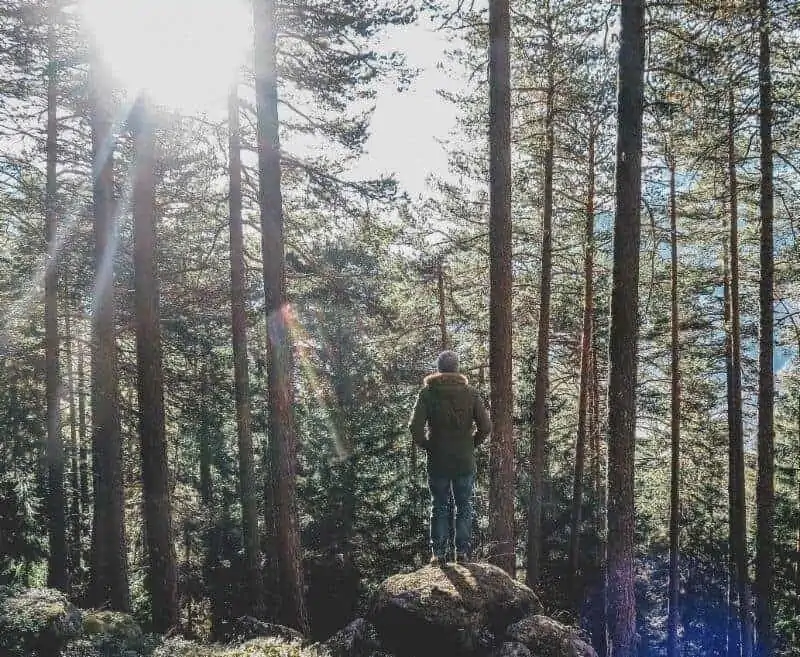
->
xmin=59 ymin=609 xmax=151 ymax=657
xmin=505 ymin=615 xmax=596 ymax=657
xmin=82 ymin=610 xmax=144 ymax=644
xmin=476 ymin=627 xmax=496 ymax=653
xmin=493 ymin=642 xmax=531 ymax=657
xmin=228 ymin=616 xmax=305 ymax=644
xmin=320 ymin=618 xmax=381 ymax=657
xmin=152 ymin=636 xmax=315 ymax=656
xmin=368 ymin=562 xmax=541 ymax=657
xmin=0 ymin=588 xmax=82 ymax=656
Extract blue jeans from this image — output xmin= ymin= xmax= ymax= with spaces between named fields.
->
xmin=428 ymin=472 xmax=475 ymax=558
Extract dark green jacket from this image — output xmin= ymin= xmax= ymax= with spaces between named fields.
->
xmin=408 ymin=372 xmax=492 ymax=476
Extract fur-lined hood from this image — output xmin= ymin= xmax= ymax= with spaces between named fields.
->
xmin=423 ymin=372 xmax=469 ymax=387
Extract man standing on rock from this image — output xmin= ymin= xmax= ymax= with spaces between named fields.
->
xmin=409 ymin=350 xmax=492 ymax=565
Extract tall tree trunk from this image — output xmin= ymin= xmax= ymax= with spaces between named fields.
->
xmin=77 ymin=335 xmax=91 ymax=566
xmin=435 ymin=257 xmax=456 ymax=552
xmin=487 ymin=0 xmax=514 ymax=577
xmin=590 ymin=332 xmax=608 ymax=657
xmin=724 ymin=232 xmax=737 ymax=657
xmin=437 ymin=258 xmax=448 ymax=351
xmin=796 ymin=389 xmax=800 ymax=599
xmin=88 ymin=51 xmax=130 ymax=613
xmin=527 ymin=57 xmax=554 ymax=590
xmin=45 ymin=0 xmax=68 ymax=593
xmin=727 ymin=87 xmax=752 ymax=657
xmin=253 ymin=0 xmax=309 ymax=632
xmin=228 ymin=83 xmax=262 ymax=617
xmin=667 ymin=153 xmax=681 ymax=657
xmin=198 ymin=366 xmax=214 ymax=506
xmin=568 ymin=124 xmax=595 ymax=609
xmin=131 ymin=97 xmax=178 ymax=633
xmin=607 ymin=1 xmax=645 ymax=655
xmin=755 ymin=1 xmax=775 ymax=654
xmin=64 ymin=306 xmax=82 ymax=576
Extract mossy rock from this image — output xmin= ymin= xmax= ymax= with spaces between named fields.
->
xmin=82 ymin=610 xmax=144 ymax=644
xmin=227 ymin=617 xmax=305 ymax=645
xmin=368 ymin=562 xmax=541 ymax=657
xmin=505 ymin=615 xmax=596 ymax=657
xmin=59 ymin=635 xmax=161 ymax=657
xmin=0 ymin=588 xmax=82 ymax=656
xmin=59 ymin=609 xmax=152 ymax=657
xmin=319 ymin=618 xmax=380 ymax=657
xmin=152 ymin=636 xmax=322 ymax=657
xmin=492 ymin=642 xmax=531 ymax=657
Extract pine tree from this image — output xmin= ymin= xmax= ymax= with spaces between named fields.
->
xmin=726 ymin=85 xmax=753 ymax=657
xmin=526 ymin=4 xmax=555 ymax=590
xmin=227 ymin=81 xmax=262 ymax=617
xmin=666 ymin=143 xmax=681 ymax=657
xmin=253 ymin=0 xmax=310 ymax=632
xmin=131 ymin=96 xmax=179 ymax=633
xmin=755 ymin=0 xmax=775 ymax=654
xmin=487 ymin=0 xmax=515 ymax=576
xmin=607 ymin=1 xmax=645 ymax=655
xmin=88 ymin=50 xmax=129 ymax=612
xmin=45 ymin=0 xmax=67 ymax=593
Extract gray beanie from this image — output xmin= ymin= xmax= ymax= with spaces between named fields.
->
xmin=436 ymin=350 xmax=459 ymax=373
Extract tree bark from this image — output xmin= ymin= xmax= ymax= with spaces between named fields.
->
xmin=45 ymin=0 xmax=68 ymax=593
xmin=666 ymin=153 xmax=680 ymax=657
xmin=607 ymin=1 xmax=645 ymax=655
xmin=228 ymin=83 xmax=262 ymax=617
xmin=588 ymin=302 xmax=607 ymax=657
xmin=723 ymin=232 xmax=736 ymax=657
xmin=198 ymin=366 xmax=214 ymax=507
xmin=435 ymin=257 xmax=456 ymax=550
xmin=590 ymin=333 xmax=608 ymax=657
xmin=88 ymin=49 xmax=130 ymax=613
xmin=487 ymin=0 xmax=514 ymax=577
xmin=727 ymin=86 xmax=752 ymax=657
xmin=131 ymin=97 xmax=178 ymax=633
xmin=755 ymin=0 xmax=775 ymax=654
xmin=437 ymin=258 xmax=448 ymax=351
xmin=77 ymin=330 xmax=91 ymax=568
xmin=64 ymin=305 xmax=82 ymax=576
xmin=568 ymin=124 xmax=595 ymax=608
xmin=527 ymin=54 xmax=554 ymax=590
xmin=253 ymin=0 xmax=309 ymax=632
xmin=796 ymin=390 xmax=800 ymax=600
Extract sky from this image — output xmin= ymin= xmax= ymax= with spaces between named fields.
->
xmin=81 ymin=0 xmax=459 ymax=199
xmin=346 ymin=18 xmax=462 ymax=199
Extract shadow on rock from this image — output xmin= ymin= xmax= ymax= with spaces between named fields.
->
xmin=368 ymin=562 xmax=541 ymax=657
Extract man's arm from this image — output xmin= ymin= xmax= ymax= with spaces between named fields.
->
xmin=409 ymin=389 xmax=429 ymax=449
xmin=473 ymin=391 xmax=492 ymax=446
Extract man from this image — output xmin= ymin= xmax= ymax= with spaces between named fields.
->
xmin=409 ymin=350 xmax=492 ymax=565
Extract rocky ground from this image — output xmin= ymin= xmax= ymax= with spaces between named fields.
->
xmin=0 ymin=563 xmax=596 ymax=657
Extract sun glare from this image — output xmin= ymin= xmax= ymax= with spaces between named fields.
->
xmin=80 ymin=0 xmax=252 ymax=114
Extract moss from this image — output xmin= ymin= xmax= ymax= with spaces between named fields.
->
xmin=0 ymin=588 xmax=82 ymax=656
xmin=152 ymin=637 xmax=325 ymax=657
xmin=372 ymin=562 xmax=540 ymax=630
xmin=505 ymin=615 xmax=596 ymax=657
xmin=369 ymin=562 xmax=541 ymax=656
xmin=82 ymin=610 xmax=144 ymax=643
xmin=60 ymin=609 xmax=153 ymax=657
